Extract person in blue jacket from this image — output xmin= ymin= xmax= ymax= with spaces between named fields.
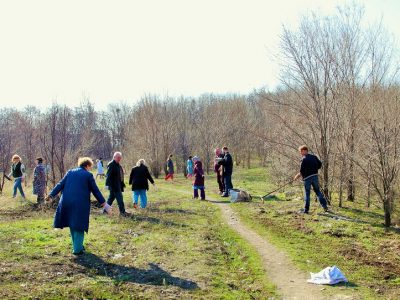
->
xmin=46 ymin=157 xmax=111 ymax=255
xmin=186 ymin=156 xmax=194 ymax=179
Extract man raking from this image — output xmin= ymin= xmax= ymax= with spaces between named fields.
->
xmin=294 ymin=145 xmax=329 ymax=214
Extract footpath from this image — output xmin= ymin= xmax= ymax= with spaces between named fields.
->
xmin=161 ymin=186 xmax=356 ymax=300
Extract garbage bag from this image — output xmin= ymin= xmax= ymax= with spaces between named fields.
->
xmin=307 ymin=266 xmax=348 ymax=285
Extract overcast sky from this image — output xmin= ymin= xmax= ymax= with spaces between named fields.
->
xmin=0 ymin=0 xmax=399 ymax=110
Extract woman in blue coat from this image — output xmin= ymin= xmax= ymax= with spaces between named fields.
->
xmin=46 ymin=157 xmax=111 ymax=255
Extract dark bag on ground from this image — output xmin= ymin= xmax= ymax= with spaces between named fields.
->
xmin=230 ymin=189 xmax=252 ymax=203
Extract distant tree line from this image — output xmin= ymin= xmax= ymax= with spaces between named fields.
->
xmin=0 ymin=4 xmax=398 ymax=226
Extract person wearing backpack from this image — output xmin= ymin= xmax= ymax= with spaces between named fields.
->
xmin=294 ymin=145 xmax=329 ymax=214
xmin=8 ymin=154 xmax=26 ymax=199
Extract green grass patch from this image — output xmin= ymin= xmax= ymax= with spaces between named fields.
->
xmin=0 ymin=175 xmax=276 ymax=299
xmin=225 ymin=167 xmax=400 ymax=300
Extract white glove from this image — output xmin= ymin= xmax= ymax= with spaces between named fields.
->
xmin=103 ymin=203 xmax=112 ymax=214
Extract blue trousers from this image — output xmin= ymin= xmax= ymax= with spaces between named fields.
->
xmin=303 ymin=176 xmax=328 ymax=212
xmin=13 ymin=178 xmax=25 ymax=198
xmin=107 ymin=189 xmax=126 ymax=213
xmin=132 ymin=189 xmax=148 ymax=208
xmin=223 ymin=174 xmax=233 ymax=196
xmin=70 ymin=228 xmax=85 ymax=254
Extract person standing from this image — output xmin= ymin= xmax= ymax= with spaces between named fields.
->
xmin=217 ymin=146 xmax=233 ymax=197
xmin=192 ymin=156 xmax=205 ymax=200
xmin=33 ymin=157 xmax=46 ymax=204
xmin=294 ymin=145 xmax=329 ymax=214
xmin=96 ymin=158 xmax=105 ymax=180
xmin=46 ymin=157 xmax=111 ymax=255
xmin=186 ymin=156 xmax=194 ymax=179
xmin=214 ymin=148 xmax=225 ymax=195
xmin=164 ymin=154 xmax=174 ymax=181
xmin=8 ymin=154 xmax=26 ymax=199
xmin=105 ymin=152 xmax=130 ymax=217
xmin=129 ymin=159 xmax=155 ymax=209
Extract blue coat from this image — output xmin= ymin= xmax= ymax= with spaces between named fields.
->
xmin=50 ymin=167 xmax=106 ymax=232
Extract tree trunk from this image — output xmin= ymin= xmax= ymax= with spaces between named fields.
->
xmin=383 ymin=197 xmax=391 ymax=227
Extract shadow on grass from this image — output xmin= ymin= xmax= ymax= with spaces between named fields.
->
xmin=75 ymin=252 xmax=199 ymax=290
xmin=146 ymin=207 xmax=197 ymax=215
xmin=333 ymin=281 xmax=359 ymax=288
xmin=340 ymin=206 xmax=383 ymax=219
xmin=205 ymin=199 xmax=230 ymax=204
xmin=318 ymin=211 xmax=400 ymax=233
xmin=260 ymin=195 xmax=285 ymax=201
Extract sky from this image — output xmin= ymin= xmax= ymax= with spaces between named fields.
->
xmin=0 ymin=0 xmax=399 ymax=111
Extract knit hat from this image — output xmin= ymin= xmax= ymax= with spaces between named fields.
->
xmin=192 ymin=156 xmax=200 ymax=162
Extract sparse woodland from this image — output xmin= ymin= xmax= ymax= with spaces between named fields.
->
xmin=1 ymin=5 xmax=399 ymax=227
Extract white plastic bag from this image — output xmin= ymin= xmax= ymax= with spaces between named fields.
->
xmin=307 ymin=266 xmax=348 ymax=285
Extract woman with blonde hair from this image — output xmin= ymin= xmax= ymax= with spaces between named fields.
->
xmin=128 ymin=159 xmax=155 ymax=209
xmin=46 ymin=157 xmax=111 ymax=255
xmin=8 ymin=154 xmax=26 ymax=199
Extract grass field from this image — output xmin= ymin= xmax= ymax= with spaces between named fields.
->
xmin=1 ymin=166 xmax=399 ymax=299
xmin=0 ymin=173 xmax=276 ymax=299
xmin=228 ymin=167 xmax=400 ymax=300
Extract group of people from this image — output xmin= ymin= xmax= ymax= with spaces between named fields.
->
xmin=46 ymin=152 xmax=155 ymax=255
xmin=4 ymin=144 xmax=328 ymax=255
xmin=183 ymin=146 xmax=234 ymax=200
xmin=5 ymin=155 xmax=47 ymax=205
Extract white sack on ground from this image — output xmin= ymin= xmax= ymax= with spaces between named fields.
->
xmin=307 ymin=266 xmax=348 ymax=285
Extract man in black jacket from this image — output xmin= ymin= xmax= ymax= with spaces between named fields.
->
xmin=218 ymin=146 xmax=233 ymax=197
xmin=105 ymin=152 xmax=130 ymax=217
xmin=294 ymin=145 xmax=328 ymax=214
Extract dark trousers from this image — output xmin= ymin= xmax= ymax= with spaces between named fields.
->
xmin=194 ymin=188 xmax=205 ymax=200
xmin=217 ymin=173 xmax=224 ymax=193
xmin=223 ymin=174 xmax=233 ymax=196
xmin=304 ymin=176 xmax=328 ymax=212
xmin=107 ymin=189 xmax=126 ymax=213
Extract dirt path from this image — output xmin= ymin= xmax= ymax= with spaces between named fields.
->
xmin=215 ymin=201 xmax=354 ymax=300
xmin=160 ymin=186 xmax=355 ymax=300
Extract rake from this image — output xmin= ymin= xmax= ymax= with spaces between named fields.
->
xmin=260 ymin=179 xmax=296 ymax=202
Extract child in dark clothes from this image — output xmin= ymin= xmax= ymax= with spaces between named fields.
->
xmin=192 ymin=156 xmax=205 ymax=200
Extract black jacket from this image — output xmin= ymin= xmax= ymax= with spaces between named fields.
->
xmin=300 ymin=154 xmax=322 ymax=179
xmin=11 ymin=162 xmax=24 ymax=178
xmin=129 ymin=165 xmax=154 ymax=191
xmin=219 ymin=152 xmax=233 ymax=176
xmin=106 ymin=160 xmax=124 ymax=192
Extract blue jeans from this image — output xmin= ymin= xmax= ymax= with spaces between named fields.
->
xmin=304 ymin=176 xmax=328 ymax=212
xmin=132 ymin=189 xmax=148 ymax=208
xmin=13 ymin=178 xmax=25 ymax=198
xmin=107 ymin=189 xmax=126 ymax=213
xmin=70 ymin=228 xmax=85 ymax=254
xmin=223 ymin=174 xmax=233 ymax=196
